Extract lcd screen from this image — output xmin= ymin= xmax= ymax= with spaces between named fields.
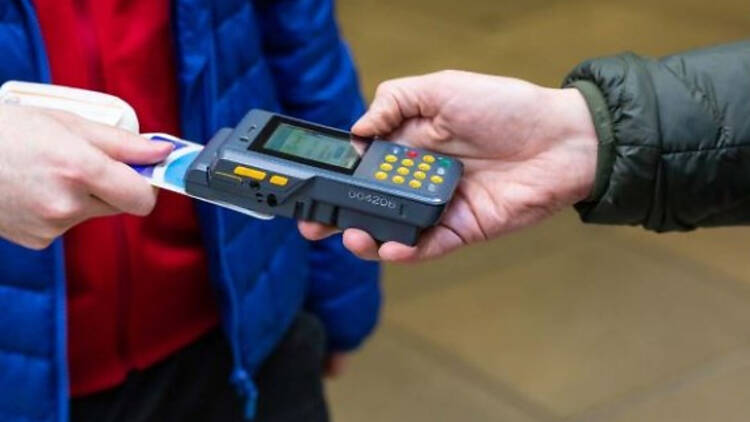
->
xmin=260 ymin=121 xmax=368 ymax=173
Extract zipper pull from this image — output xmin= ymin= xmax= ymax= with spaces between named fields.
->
xmin=231 ymin=367 xmax=259 ymax=420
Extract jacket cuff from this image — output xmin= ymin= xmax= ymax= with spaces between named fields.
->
xmin=565 ymin=80 xmax=615 ymax=203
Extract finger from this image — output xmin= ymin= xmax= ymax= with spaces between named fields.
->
xmin=80 ymin=195 xmax=121 ymax=220
xmin=352 ymin=74 xmax=440 ymax=138
xmin=387 ymin=118 xmax=447 ymax=149
xmin=377 ymin=241 xmax=419 ymax=262
xmin=59 ymin=115 xmax=173 ymax=164
xmin=342 ymin=228 xmax=381 ymax=260
xmin=298 ymin=221 xmax=340 ymax=241
xmin=379 ymin=225 xmax=464 ymax=262
xmin=84 ymin=152 xmax=158 ymax=215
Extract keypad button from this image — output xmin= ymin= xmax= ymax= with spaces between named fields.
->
xmin=392 ymin=175 xmax=405 ymax=184
xmin=397 ymin=167 xmax=410 ymax=176
xmin=438 ymin=157 xmax=452 ymax=167
xmin=385 ymin=154 xmax=398 ymax=163
xmin=418 ymin=163 xmax=431 ymax=172
xmin=375 ymin=171 xmax=388 ymax=180
xmin=430 ymin=175 xmax=444 ymax=184
xmin=401 ymin=158 xmax=414 ymax=167
xmin=406 ymin=150 xmax=418 ymax=158
xmin=380 ymin=163 xmax=393 ymax=171
xmin=413 ymin=171 xmax=426 ymax=180
xmin=428 ymin=183 xmax=438 ymax=192
xmin=436 ymin=167 xmax=446 ymax=176
xmin=408 ymin=179 xmax=422 ymax=189
xmin=391 ymin=147 xmax=400 ymax=154
xmin=423 ymin=154 xmax=436 ymax=163
xmin=269 ymin=175 xmax=288 ymax=186
xmin=234 ymin=166 xmax=266 ymax=181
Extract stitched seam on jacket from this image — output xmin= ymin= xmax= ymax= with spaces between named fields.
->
xmin=662 ymin=59 xmax=724 ymax=128
xmin=0 ymin=281 xmax=48 ymax=294
xmin=0 ymin=345 xmax=49 ymax=361
xmin=237 ymin=229 xmax=305 ymax=368
xmin=214 ymin=1 xmax=248 ymax=32
xmin=315 ymin=279 xmax=374 ymax=309
xmin=209 ymin=1 xmax=259 ymax=99
xmin=215 ymin=60 xmax=261 ymax=101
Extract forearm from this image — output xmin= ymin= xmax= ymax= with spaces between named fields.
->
xmin=564 ymin=41 xmax=750 ymax=231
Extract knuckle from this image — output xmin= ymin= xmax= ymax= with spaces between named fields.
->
xmin=66 ymin=153 xmax=107 ymax=184
xmin=374 ymin=80 xmax=395 ymax=98
xmin=47 ymin=147 xmax=99 ymax=183
xmin=39 ymin=198 xmax=81 ymax=222
xmin=58 ymin=163 xmax=89 ymax=185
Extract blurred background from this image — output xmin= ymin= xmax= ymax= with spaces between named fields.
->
xmin=326 ymin=1 xmax=750 ymax=421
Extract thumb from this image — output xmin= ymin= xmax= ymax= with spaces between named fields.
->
xmin=352 ymin=73 xmax=440 ymax=138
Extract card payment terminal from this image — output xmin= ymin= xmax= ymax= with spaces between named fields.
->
xmin=0 ymin=81 xmax=463 ymax=246
xmin=185 ymin=110 xmax=463 ymax=245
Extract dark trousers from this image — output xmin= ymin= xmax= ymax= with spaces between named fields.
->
xmin=71 ymin=313 xmax=329 ymax=422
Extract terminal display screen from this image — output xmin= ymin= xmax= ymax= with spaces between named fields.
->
xmin=254 ymin=117 xmax=369 ymax=174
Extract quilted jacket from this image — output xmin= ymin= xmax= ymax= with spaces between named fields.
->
xmin=0 ymin=1 xmax=381 ymax=421
xmin=565 ymin=41 xmax=750 ymax=231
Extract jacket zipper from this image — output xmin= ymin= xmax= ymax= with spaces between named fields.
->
xmin=214 ymin=208 xmax=258 ymax=419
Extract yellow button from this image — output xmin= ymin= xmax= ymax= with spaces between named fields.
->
xmin=385 ymin=154 xmax=398 ymax=163
xmin=430 ymin=175 xmax=444 ymax=184
xmin=375 ymin=171 xmax=388 ymax=180
xmin=380 ymin=163 xmax=393 ymax=171
xmin=401 ymin=158 xmax=414 ymax=167
xmin=408 ymin=180 xmax=422 ymax=189
xmin=234 ymin=166 xmax=266 ymax=180
xmin=413 ymin=171 xmax=426 ymax=180
xmin=418 ymin=163 xmax=431 ymax=171
xmin=392 ymin=175 xmax=405 ymax=184
xmin=269 ymin=175 xmax=288 ymax=186
xmin=397 ymin=167 xmax=410 ymax=176
xmin=423 ymin=155 xmax=436 ymax=163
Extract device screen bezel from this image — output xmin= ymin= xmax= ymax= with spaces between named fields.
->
xmin=250 ymin=116 xmax=371 ymax=175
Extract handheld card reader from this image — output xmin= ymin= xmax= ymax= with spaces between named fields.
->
xmin=185 ymin=110 xmax=463 ymax=245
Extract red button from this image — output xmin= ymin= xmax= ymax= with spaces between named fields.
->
xmin=406 ymin=150 xmax=418 ymax=158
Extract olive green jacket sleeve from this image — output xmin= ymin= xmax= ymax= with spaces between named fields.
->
xmin=563 ymin=40 xmax=750 ymax=231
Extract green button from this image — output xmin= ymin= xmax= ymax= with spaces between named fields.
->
xmin=438 ymin=158 xmax=452 ymax=167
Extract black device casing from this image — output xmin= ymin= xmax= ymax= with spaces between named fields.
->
xmin=185 ymin=111 xmax=462 ymax=245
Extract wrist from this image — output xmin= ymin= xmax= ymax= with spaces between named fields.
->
xmin=541 ymin=87 xmax=599 ymax=204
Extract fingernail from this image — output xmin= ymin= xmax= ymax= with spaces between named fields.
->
xmin=151 ymin=140 xmax=175 ymax=152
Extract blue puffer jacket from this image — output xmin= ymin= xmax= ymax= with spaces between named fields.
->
xmin=0 ymin=1 xmax=381 ymax=421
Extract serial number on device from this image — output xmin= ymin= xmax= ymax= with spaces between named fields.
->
xmin=347 ymin=190 xmax=398 ymax=209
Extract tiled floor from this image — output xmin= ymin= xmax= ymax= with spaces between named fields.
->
xmin=327 ymin=1 xmax=750 ymax=421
